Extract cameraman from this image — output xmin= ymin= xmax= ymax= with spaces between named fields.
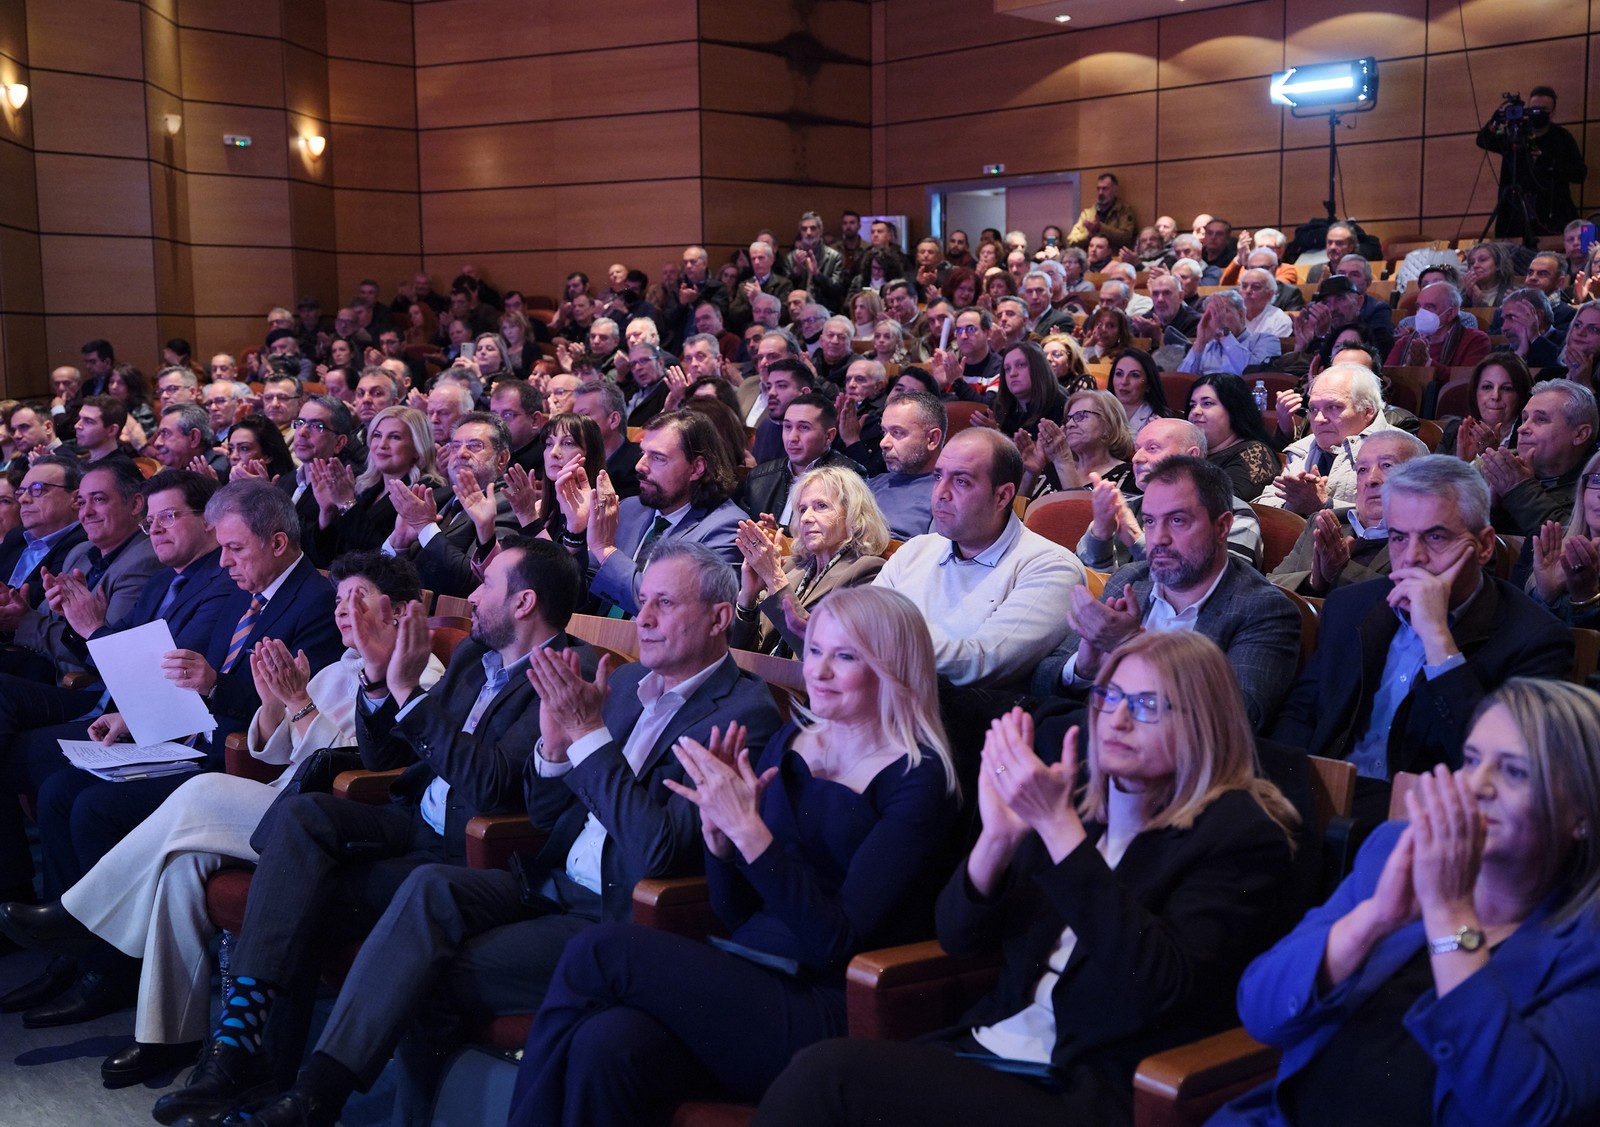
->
xmin=1476 ymin=86 xmax=1587 ymax=238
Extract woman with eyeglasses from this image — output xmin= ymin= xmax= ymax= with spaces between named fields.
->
xmin=0 ymin=553 xmax=445 ymax=1090
xmin=1210 ymin=678 xmax=1600 ymax=1127
xmin=749 ymin=630 xmax=1299 ymax=1127
xmin=1022 ymin=388 xmax=1135 ymax=497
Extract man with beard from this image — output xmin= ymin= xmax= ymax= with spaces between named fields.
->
xmin=1036 ymin=455 xmax=1299 ymax=733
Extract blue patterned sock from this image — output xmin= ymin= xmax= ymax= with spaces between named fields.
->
xmin=213 ymin=975 xmax=275 ymax=1053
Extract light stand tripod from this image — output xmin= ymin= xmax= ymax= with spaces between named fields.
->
xmin=1292 ymin=102 xmax=1373 ymax=226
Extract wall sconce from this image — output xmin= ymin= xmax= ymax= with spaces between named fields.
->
xmin=162 ymin=113 xmax=182 ymax=136
xmin=300 ymin=133 xmax=326 ymax=158
xmin=4 ymin=84 xmax=27 ymax=110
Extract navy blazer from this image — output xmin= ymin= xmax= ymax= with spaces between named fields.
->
xmin=411 ymin=492 xmax=523 ymax=598
xmin=200 ymin=555 xmax=342 ymax=762
xmin=88 ymin=547 xmax=238 ymax=665
xmin=353 ymin=633 xmax=593 ymax=857
xmin=1268 ymin=575 xmax=1572 ymax=775
xmin=0 ymin=523 xmax=88 ymax=608
xmin=1216 ymin=822 xmax=1600 ymax=1127
xmin=523 ymin=654 xmax=783 ymax=921
xmin=589 ymin=495 xmax=744 ymax=615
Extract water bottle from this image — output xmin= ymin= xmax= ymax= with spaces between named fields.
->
xmin=1252 ymin=379 xmax=1269 ymax=413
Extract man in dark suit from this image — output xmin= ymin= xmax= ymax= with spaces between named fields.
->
xmin=1034 ymin=456 xmax=1301 ymax=733
xmin=728 ymin=241 xmax=794 ymax=332
xmin=191 ymin=541 xmax=784 ymax=1127
xmin=387 ymin=413 xmax=522 ymax=599
xmin=8 ymin=478 xmax=341 ymax=1026
xmin=573 ymin=379 xmax=641 ymax=500
xmin=784 ymin=211 xmax=847 ymax=309
xmin=0 ymin=470 xmax=233 ymax=910
xmin=150 ymin=537 xmax=592 ymax=1126
xmin=743 ymin=394 xmax=862 ymax=529
xmin=0 ymin=455 xmax=87 ymax=609
xmin=587 ymin=410 xmax=745 ymax=616
xmin=658 ymin=245 xmax=729 ymax=353
xmin=280 ymin=395 xmax=356 ymax=569
xmin=621 ymin=343 xmax=671 ymax=428
xmin=1268 ymin=456 xmax=1572 ymax=818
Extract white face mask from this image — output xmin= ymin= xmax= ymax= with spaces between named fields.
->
xmin=1413 ymin=307 xmax=1442 ymax=336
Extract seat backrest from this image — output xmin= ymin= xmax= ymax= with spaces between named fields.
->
xmin=567 ymin=612 xmax=641 ymax=664
xmin=1306 ymin=755 xmax=1356 ymax=834
xmin=1279 ymin=587 xmax=1320 ymax=675
xmin=1160 ymin=372 xmax=1195 ymax=412
xmin=1387 ymin=771 xmax=1421 ymax=821
xmin=1247 ymin=502 xmax=1307 ymax=574
xmin=1023 ymin=494 xmax=1096 ymax=553
xmin=1415 ymin=418 xmax=1444 ymax=452
xmin=730 ymin=648 xmax=807 ymax=721
xmin=1084 ymin=568 xmax=1109 ymax=599
xmin=944 ymin=401 xmax=985 ymax=436
xmin=1571 ymin=628 xmax=1600 ymax=685
xmin=434 ymin=593 xmax=473 ymax=620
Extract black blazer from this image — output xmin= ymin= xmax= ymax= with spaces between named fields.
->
xmin=411 ymin=492 xmax=522 ymax=598
xmin=625 ymin=381 xmax=670 ymax=428
xmin=935 ymin=789 xmax=1294 ymax=1114
xmin=355 ymin=633 xmax=592 ymax=859
xmin=89 ymin=547 xmax=239 ymax=661
xmin=522 ymin=654 xmax=783 ymax=921
xmin=334 ymin=478 xmax=452 ymax=555
xmin=0 ymin=523 xmax=88 ymax=608
xmin=742 ymin=451 xmax=863 ymax=524
xmin=1268 ymin=575 xmax=1572 ymax=775
xmin=605 ymin=440 xmax=642 ymax=499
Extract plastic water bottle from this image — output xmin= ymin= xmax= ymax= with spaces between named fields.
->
xmin=1252 ymin=379 xmax=1269 ymax=413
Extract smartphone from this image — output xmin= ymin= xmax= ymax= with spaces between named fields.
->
xmin=1582 ymin=223 xmax=1596 ymax=256
xmin=1045 ymin=236 xmax=1060 ymax=248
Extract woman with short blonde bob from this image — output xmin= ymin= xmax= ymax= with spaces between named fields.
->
xmin=732 ymin=466 xmax=891 ymax=657
xmin=751 ymin=630 xmax=1298 ymax=1127
xmin=1214 ymin=677 xmax=1600 ymax=1127
xmin=507 ymin=585 xmax=961 ymax=1127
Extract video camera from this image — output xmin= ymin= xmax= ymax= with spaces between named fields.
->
xmin=1500 ymin=92 xmax=1525 ymax=123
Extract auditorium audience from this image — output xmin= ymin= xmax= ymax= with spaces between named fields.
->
xmin=1439 ymin=353 xmax=1533 ymax=460
xmin=752 ymin=630 xmax=1297 ymax=1127
xmin=1184 ymin=373 xmax=1279 ymax=500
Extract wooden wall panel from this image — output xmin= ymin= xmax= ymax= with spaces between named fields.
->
xmin=4 ymin=314 xmax=48 ymax=397
xmin=335 ymin=188 xmax=420 ymax=255
xmin=881 ymin=0 xmax=1064 ymax=62
xmin=26 ymin=0 xmax=142 ymax=79
xmin=1424 ymin=39 xmax=1587 ymax=139
xmin=175 ymin=0 xmax=280 ymax=39
xmin=700 ymin=114 xmax=870 ymax=187
xmin=35 ymin=154 xmax=153 ymax=237
xmin=418 ymin=112 xmax=701 ymax=193
xmin=701 ymin=181 xmax=867 ymax=249
xmin=180 ymin=103 xmax=291 ymax=178
xmin=419 ymin=189 xmax=557 ymax=256
xmin=1157 ymin=153 xmax=1284 ymax=233
xmin=189 ymin=246 xmax=293 ymax=317
xmin=148 ymin=165 xmax=191 ymax=244
xmin=327 ymin=123 xmax=417 ymax=191
xmin=697 ymin=0 xmax=869 ymax=58
xmin=0 ymin=139 xmax=39 ymax=230
xmin=190 ymin=316 xmax=263 ymax=362
xmin=40 ymin=235 xmax=158 ymax=314
xmin=285 ymin=44 xmax=332 ymax=124
xmin=329 ymin=58 xmax=414 ymax=129
xmin=1283 ymin=139 xmax=1422 ymax=222
xmin=153 ymin=239 xmax=194 ymax=318
xmin=183 ymin=174 xmax=290 ymax=246
xmin=291 ymin=181 xmax=338 ymax=251
xmin=179 ymin=28 xmax=285 ymax=109
xmin=1158 ymin=1 xmax=1284 ymax=89
xmin=142 ymin=5 xmax=183 ymax=97
xmin=699 ymin=44 xmax=870 ymax=121
xmin=1419 ymin=134 xmax=1505 ymax=220
xmin=415 ymin=43 xmax=700 ymax=131
xmin=1281 ymin=55 xmax=1425 ymax=149
xmin=412 ymin=0 xmax=696 ymax=67
xmin=0 ymin=227 xmax=44 ymax=313
xmin=46 ymin=316 xmax=158 ymax=372
xmin=1283 ymin=0 xmax=1427 ymax=63
xmin=0 ymin=0 xmax=29 ymax=66
xmin=29 ymin=73 xmax=147 ymax=158
xmin=1425 ymin=0 xmax=1585 ymax=51
xmin=1157 ymin=79 xmax=1280 ymax=162
xmin=335 ymin=255 xmax=421 ymax=307
xmin=326 ymin=0 xmax=412 ymax=67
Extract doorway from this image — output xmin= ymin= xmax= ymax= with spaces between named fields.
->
xmin=928 ymin=172 xmax=1082 ymax=251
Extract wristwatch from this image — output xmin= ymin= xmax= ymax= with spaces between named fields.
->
xmin=1427 ymin=925 xmax=1486 ymax=955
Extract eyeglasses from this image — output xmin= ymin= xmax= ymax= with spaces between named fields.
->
xmin=291 ymin=418 xmax=331 ymax=433
xmin=140 ymin=508 xmax=199 ymax=534
xmin=443 ymin=439 xmax=491 ymax=455
xmin=1584 ymin=473 xmax=1600 ymax=491
xmin=1088 ymin=684 xmax=1171 ymax=724
xmin=18 ymin=481 xmax=72 ymax=499
xmin=952 ymin=325 xmax=981 ymax=337
xmin=1065 ymin=410 xmax=1101 ymax=425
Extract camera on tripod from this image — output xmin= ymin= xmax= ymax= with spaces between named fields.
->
xmin=1500 ymin=92 xmax=1525 ymax=123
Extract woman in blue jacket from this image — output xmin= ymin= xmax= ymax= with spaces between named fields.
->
xmin=1214 ymin=677 xmax=1600 ymax=1127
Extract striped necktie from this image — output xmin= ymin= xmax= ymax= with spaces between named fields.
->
xmin=221 ymin=595 xmax=264 ymax=673
xmin=635 ymin=515 xmax=671 ymax=561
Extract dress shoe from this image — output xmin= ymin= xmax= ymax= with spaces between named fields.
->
xmin=0 ymin=900 xmax=100 ymax=957
xmin=100 ymin=1039 xmax=202 ymax=1089
xmin=152 ymin=1039 xmax=273 ymax=1126
xmin=21 ymin=968 xmax=137 ymax=1028
xmin=0 ymin=954 xmax=77 ymax=1012
xmin=217 ymin=1088 xmax=338 ymax=1127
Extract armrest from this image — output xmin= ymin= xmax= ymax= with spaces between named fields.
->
xmin=631 ymin=876 xmax=724 ymax=941
xmin=1132 ymin=1027 xmax=1280 ymax=1127
xmin=844 ymin=940 xmax=1002 ymax=1041
xmin=60 ymin=672 xmax=95 ymax=689
xmin=464 ymin=813 xmax=548 ymax=870
xmin=224 ymin=731 xmax=280 ymax=785
xmin=332 ymin=768 xmax=404 ymax=804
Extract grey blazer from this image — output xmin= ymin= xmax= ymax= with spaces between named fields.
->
xmin=730 ymin=553 xmax=885 ymax=656
xmin=1269 ymin=510 xmax=1393 ymax=596
xmin=14 ymin=532 xmax=163 ymax=677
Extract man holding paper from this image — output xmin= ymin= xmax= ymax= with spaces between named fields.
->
xmin=0 ymin=470 xmax=233 ymax=917
xmin=5 ymin=481 xmax=338 ymax=1027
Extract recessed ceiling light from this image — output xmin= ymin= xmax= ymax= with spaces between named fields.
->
xmin=1054 ymin=13 xmax=1071 ymax=21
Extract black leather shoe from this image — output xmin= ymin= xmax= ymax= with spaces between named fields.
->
xmin=0 ymin=900 xmax=99 ymax=955
xmin=152 ymin=1039 xmax=273 ymax=1126
xmin=100 ymin=1039 xmax=202 ymax=1089
xmin=0 ymin=954 xmax=77 ymax=1012
xmin=21 ymin=968 xmax=137 ymax=1028
xmin=217 ymin=1088 xmax=339 ymax=1127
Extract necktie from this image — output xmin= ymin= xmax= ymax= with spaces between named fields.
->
xmin=154 ymin=573 xmax=188 ymax=621
xmin=221 ymin=595 xmax=264 ymax=673
xmin=1316 ymin=449 xmax=1335 ymax=476
xmin=635 ymin=515 xmax=671 ymax=561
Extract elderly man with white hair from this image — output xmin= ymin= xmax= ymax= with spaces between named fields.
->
xmin=1176 ymin=290 xmax=1282 ymax=376
xmin=730 ymin=240 xmax=794 ymax=331
xmin=1101 ymin=261 xmax=1152 ymax=317
xmin=1239 ymin=267 xmax=1294 ymax=337
xmin=1170 ymin=256 xmax=1205 ymax=309
xmin=1257 ymin=363 xmax=1394 ymax=515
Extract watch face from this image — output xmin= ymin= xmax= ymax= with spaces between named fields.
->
xmin=1458 ymin=927 xmax=1485 ymax=951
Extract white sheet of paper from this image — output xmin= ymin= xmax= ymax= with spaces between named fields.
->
xmin=85 ymin=619 xmax=217 ymax=746
xmin=56 ymin=740 xmax=205 ymax=770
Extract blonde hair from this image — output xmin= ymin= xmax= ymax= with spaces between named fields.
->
xmin=800 ymin=587 xmax=957 ymax=796
xmin=1474 ymin=679 xmax=1600 ymax=925
xmin=1079 ymin=632 xmax=1298 ymax=840
xmin=356 ymin=406 xmax=441 ymax=493
xmin=1067 ymin=388 xmax=1135 ymax=461
xmin=1569 ymin=449 xmax=1600 ymax=540
xmin=791 ymin=465 xmax=891 ymax=565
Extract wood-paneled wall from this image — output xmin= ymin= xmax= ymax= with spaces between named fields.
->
xmin=872 ymin=0 xmax=1599 ymax=252
xmin=4 ymin=0 xmax=1593 ymax=396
